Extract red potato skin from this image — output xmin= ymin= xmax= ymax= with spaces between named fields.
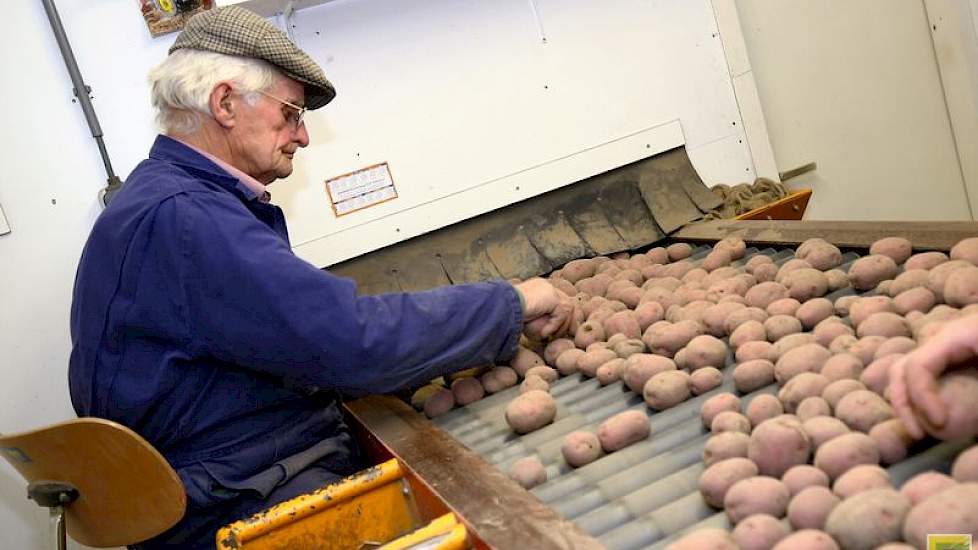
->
xmin=782 ymin=465 xmax=830 ymax=496
xmin=701 ymin=393 xmax=742 ymax=428
xmin=699 ymin=457 xmax=759 ymax=508
xmin=831 ymin=464 xmax=890 ymax=498
xmin=899 ymin=471 xmax=957 ymax=505
xmin=803 ymin=416 xmax=851 ymax=449
xmin=424 ymin=388 xmax=455 ymax=418
xmin=772 ymin=529 xmax=839 ymax=550
xmin=902 ymin=482 xmax=978 ymax=549
xmin=826 ymin=488 xmax=911 ymax=550
xmin=905 ymin=250 xmax=948 ymax=270
xmin=703 ymin=431 xmax=751 ymax=466
xmin=814 ymin=432 xmax=880 ymax=480
xmin=723 ymin=476 xmax=791 ymax=523
xmin=597 ymin=409 xmax=650 ymax=451
xmin=748 ymin=416 xmax=812 ymax=477
xmin=745 ymin=394 xmax=784 ymax=427
xmin=509 ymin=456 xmax=547 ymax=489
xmin=731 ymin=513 xmax=788 ymax=550
xmin=787 ymin=486 xmax=840 ymax=530
xmin=953 ymin=444 xmax=978 ymax=482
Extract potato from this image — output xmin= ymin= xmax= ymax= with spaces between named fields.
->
xmin=731 ymin=513 xmax=788 ymax=550
xmin=893 ymin=286 xmax=937 ymax=316
xmin=701 ymin=248 xmax=733 ymax=272
xmin=666 ymin=529 xmax=738 ymax=550
xmin=697 ymin=456 xmax=760 ymax=508
xmin=783 ymin=268 xmax=830 ymax=301
xmin=745 ymin=394 xmax=784 ymax=427
xmin=614 ymin=267 xmax=644 ymax=286
xmin=953 ymin=444 xmax=978 ymax=482
xmin=508 ymin=456 xmax=547 ymax=489
xmin=825 ymin=488 xmax=909 ymax=550
xmin=686 ymin=367 xmax=722 ymax=396
xmin=848 ymin=255 xmax=899 ymax=291
xmin=749 ymin=416 xmax=812 ymax=477
xmin=888 ymin=268 xmax=929 ymax=296
xmin=905 ymin=250 xmax=949 ymax=270
xmin=944 ymin=265 xmax=978 ymax=306
xmin=699 ymin=303 xmax=744 ymax=338
xmin=763 ymin=314 xmax=802 ymax=343
xmin=622 ymin=353 xmax=677 ymax=393
xmin=820 ymin=354 xmax=864 ymax=382
xmin=643 ymin=370 xmax=691 ymax=410
xmin=684 ymin=334 xmax=728 ymax=370
xmin=873 ymin=336 xmax=917 ymax=360
xmin=810 ymin=323 xmax=851 ymax=351
xmin=663 ymin=260 xmax=696 ymax=279
xmin=505 ymin=390 xmax=557 ymax=434
xmin=633 ymin=301 xmax=665 ymax=332
xmin=712 ymin=411 xmax=752 ymax=434
xmin=833 ymin=294 xmax=858 ymax=317
xmin=771 ymin=333 xmax=818 ymax=361
xmin=735 ymin=342 xmax=776 ymax=365
xmin=849 ymin=295 xmax=894 ymax=327
xmin=702 ymin=392 xmax=742 ymax=428
xmin=746 ymin=282 xmax=790 ymax=310
xmin=856 ymin=311 xmax=910 ymax=338
xmin=726 ymin=322 xmax=763 ymax=353
xmin=747 ymin=254 xmax=775 ymax=273
xmin=821 ymin=378 xmax=866 ymax=409
xmin=772 ymin=529 xmax=839 ymax=550
xmin=873 ymin=545 xmax=915 ymax=550
xmin=783 ymin=465 xmax=830 ymax=496
xmin=520 ymin=375 xmax=550 ymax=393
xmin=753 ymin=262 xmax=778 ymax=283
xmin=575 ymin=274 xmax=613 ymax=297
xmin=573 ymin=349 xmax=614 ymax=378
xmin=423 ymin=388 xmax=455 ymax=418
xmin=560 ymin=258 xmax=597 ymax=284
xmin=597 ymin=409 xmax=650 ymax=451
xmin=832 ymin=464 xmax=890 ymax=498
xmin=828 ymin=334 xmax=858 ymax=355
xmin=524 ymin=365 xmax=558 ymax=384
xmin=561 ymin=431 xmax=602 ymax=467
xmin=647 ymin=320 xmax=704 ymax=358
xmin=902 ymin=483 xmax=978 ymax=549
xmin=764 ymin=297 xmax=800 ymax=318
xmin=595 ymin=358 xmax=624 ymax=385
xmin=834 ymin=389 xmax=893 ymax=433
xmin=775 ymin=343 xmax=831 ymax=383
xmin=797 ymin=397 xmax=831 ymax=421
xmin=511 ymin=346 xmax=546 ymax=376
xmin=825 ymin=269 xmax=849 ymax=291
xmin=574 ymin=320 xmax=606 ymax=349
xmin=667 ymin=242 xmax=694 ymax=261
xmin=848 ymin=335 xmax=887 ymax=366
xmin=646 ymin=246 xmax=669 ymax=264
xmin=542 ymin=339 xmax=576 ymax=366
xmin=920 ymin=368 xmax=978 ymax=440
xmin=870 ymin=236 xmax=912 ymax=264
xmin=927 ymin=259 xmax=973 ymax=300
xmin=787 ymin=486 xmax=840 ymax=530
xmin=725 ymin=307 xmax=770 ymax=337
xmin=802 ymin=417 xmax=849 ymax=451
xmin=481 ymin=367 xmax=519 ymax=394
xmin=703 ymin=431 xmax=751 ymax=466
xmin=779 ymin=372 xmax=831 ymax=413
xmin=612 ymin=338 xmax=646 ymax=359
xmin=799 ymin=241 xmax=844 ymax=270
xmin=869 ymin=418 xmax=914 ymax=464
xmin=554 ymin=348 xmax=585 ymax=376
xmin=951 ymin=236 xmax=978 ymax=265
xmin=724 ymin=476 xmax=791 ymax=523
xmin=899 ymin=471 xmax=957 ymax=505
xmin=791 ymin=299 xmax=831 ymax=332
xmin=814 ymin=432 xmax=879 ymax=480
xmin=776 ymin=259 xmax=814 ymax=283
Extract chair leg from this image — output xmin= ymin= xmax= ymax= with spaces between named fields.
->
xmin=47 ymin=505 xmax=66 ymax=550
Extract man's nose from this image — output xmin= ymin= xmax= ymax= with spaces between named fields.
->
xmin=295 ymin=122 xmax=310 ymax=147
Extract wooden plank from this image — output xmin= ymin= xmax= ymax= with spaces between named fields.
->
xmin=344 ymin=396 xmax=606 ymax=550
xmin=674 ymin=220 xmax=978 ymax=250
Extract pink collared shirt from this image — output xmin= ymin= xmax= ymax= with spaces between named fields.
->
xmin=175 ymin=138 xmax=271 ymax=203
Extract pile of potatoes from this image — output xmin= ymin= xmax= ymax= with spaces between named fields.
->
xmin=663 ymin=235 xmax=978 ymax=549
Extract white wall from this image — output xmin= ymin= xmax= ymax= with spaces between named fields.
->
xmin=734 ymin=0 xmax=974 ymax=221
xmin=0 ymin=2 xmax=169 ymax=548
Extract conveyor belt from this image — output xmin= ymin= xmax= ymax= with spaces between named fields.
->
xmin=431 ymin=243 xmax=976 ymax=550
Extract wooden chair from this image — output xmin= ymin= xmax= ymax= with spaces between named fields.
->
xmin=0 ymin=418 xmax=186 ymax=549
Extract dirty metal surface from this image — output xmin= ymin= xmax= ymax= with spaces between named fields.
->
xmin=329 ymin=146 xmax=708 ymax=294
xmin=345 ymin=396 xmax=606 ymax=550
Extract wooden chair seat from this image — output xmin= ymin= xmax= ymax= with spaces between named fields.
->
xmin=0 ymin=418 xmax=186 ymax=547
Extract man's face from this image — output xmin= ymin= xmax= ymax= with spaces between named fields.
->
xmin=229 ymin=76 xmax=310 ymax=184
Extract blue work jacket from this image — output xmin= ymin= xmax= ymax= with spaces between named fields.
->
xmin=68 ymin=135 xmax=523 ymax=515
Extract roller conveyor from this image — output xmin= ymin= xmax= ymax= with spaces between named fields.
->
xmin=421 ymin=240 xmax=977 ymax=549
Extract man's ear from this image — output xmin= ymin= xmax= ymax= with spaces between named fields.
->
xmin=210 ymin=83 xmax=236 ymax=128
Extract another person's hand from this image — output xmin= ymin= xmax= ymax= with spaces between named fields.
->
xmin=888 ymin=314 xmax=978 ymax=439
xmin=515 ymin=278 xmax=579 ymax=340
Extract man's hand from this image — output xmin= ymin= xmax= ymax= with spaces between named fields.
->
xmin=888 ymin=313 xmax=978 ymax=439
xmin=515 ymin=278 xmax=580 ymax=340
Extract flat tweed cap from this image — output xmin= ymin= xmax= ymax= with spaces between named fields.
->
xmin=170 ymin=6 xmax=335 ymax=109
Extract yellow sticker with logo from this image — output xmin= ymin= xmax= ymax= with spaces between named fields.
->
xmin=928 ymin=534 xmax=973 ymax=550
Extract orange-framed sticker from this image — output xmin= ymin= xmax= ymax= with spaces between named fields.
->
xmin=324 ymin=162 xmax=398 ymax=217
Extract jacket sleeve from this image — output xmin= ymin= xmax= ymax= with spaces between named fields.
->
xmin=175 ymin=193 xmax=523 ymax=394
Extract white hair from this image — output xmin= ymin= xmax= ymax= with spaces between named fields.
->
xmin=148 ymin=49 xmax=281 ymax=134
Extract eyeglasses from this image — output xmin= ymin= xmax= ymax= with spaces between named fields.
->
xmin=255 ymin=89 xmax=307 ymax=130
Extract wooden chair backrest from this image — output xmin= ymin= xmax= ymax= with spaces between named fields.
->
xmin=0 ymin=417 xmax=186 ymax=547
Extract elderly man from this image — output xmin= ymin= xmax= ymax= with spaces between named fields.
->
xmin=69 ymin=7 xmax=573 ymax=549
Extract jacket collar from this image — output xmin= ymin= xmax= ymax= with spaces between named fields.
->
xmin=148 ymin=134 xmax=264 ymax=203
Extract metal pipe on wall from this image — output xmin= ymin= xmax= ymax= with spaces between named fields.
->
xmin=40 ymin=0 xmax=123 ymax=206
